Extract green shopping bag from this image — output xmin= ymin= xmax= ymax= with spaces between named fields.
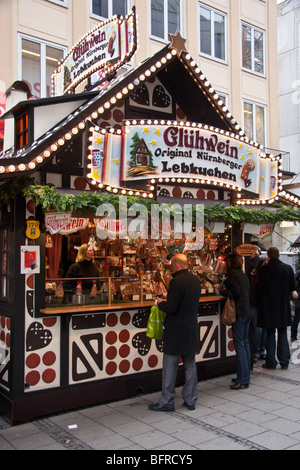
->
xmin=146 ymin=305 xmax=166 ymax=340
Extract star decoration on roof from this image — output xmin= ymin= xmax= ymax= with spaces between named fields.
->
xmin=168 ymin=30 xmax=187 ymax=57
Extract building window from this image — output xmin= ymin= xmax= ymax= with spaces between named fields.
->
xmin=242 ymin=23 xmax=265 ymax=75
xmin=199 ymin=4 xmax=226 ymax=62
xmin=48 ymin=0 xmax=68 ymax=6
xmin=151 ymin=0 xmax=181 ymax=41
xmin=18 ymin=34 xmax=66 ymax=99
xmin=0 ymin=228 xmax=9 ymax=300
xmin=243 ymin=100 xmax=266 ymax=145
xmin=91 ymin=0 xmax=129 ymax=18
xmin=16 ymin=112 xmax=29 ymax=150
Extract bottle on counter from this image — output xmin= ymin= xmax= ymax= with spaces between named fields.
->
xmin=90 ymin=280 xmax=97 ymax=298
xmin=55 ymin=281 xmax=64 ymax=300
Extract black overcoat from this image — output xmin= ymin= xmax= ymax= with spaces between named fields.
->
xmin=256 ymin=258 xmax=296 ymax=328
xmin=158 ymin=269 xmax=201 ymax=356
xmin=223 ymin=268 xmax=252 ymax=318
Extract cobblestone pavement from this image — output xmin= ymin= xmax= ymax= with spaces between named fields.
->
xmin=2 ymin=353 xmax=300 ymax=450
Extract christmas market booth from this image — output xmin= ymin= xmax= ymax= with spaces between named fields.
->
xmin=1 ymin=10 xmax=300 ymax=424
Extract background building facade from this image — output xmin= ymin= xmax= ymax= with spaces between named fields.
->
xmin=0 ymin=0 xmax=280 ymax=153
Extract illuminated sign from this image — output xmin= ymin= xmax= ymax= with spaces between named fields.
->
xmin=86 ymin=121 xmax=279 ymax=201
xmin=52 ymin=8 xmax=137 ymax=96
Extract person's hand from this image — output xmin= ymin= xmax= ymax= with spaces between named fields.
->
xmin=292 ymin=290 xmax=299 ymax=300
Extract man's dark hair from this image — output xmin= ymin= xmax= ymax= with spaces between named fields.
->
xmin=267 ymin=247 xmax=280 ymax=259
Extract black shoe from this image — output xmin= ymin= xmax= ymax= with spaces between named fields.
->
xmin=231 ymin=378 xmax=237 ymax=383
xmin=230 ymin=383 xmax=249 ymax=390
xmin=148 ymin=403 xmax=174 ymax=412
xmin=262 ymin=363 xmax=276 ymax=370
xmin=281 ymin=365 xmax=289 ymax=370
xmin=183 ymin=402 xmax=195 ymax=410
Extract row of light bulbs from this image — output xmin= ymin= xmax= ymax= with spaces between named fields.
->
xmin=0 ymin=35 xmax=245 ymax=176
xmin=0 ymin=31 xmax=291 ymax=210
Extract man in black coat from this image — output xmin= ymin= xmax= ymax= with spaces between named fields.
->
xmin=148 ymin=254 xmax=201 ymax=412
xmin=256 ymin=247 xmax=298 ymax=369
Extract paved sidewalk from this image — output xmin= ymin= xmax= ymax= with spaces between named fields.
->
xmin=1 ymin=354 xmax=300 ymax=450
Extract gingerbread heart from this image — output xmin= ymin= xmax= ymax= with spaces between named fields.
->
xmin=130 ymin=84 xmax=150 ymax=105
xmin=132 ymin=331 xmax=151 ymax=356
xmin=26 ymin=321 xmax=52 ymax=351
xmin=152 ymin=85 xmax=170 ymax=108
xmin=132 ymin=309 xmax=149 ymax=329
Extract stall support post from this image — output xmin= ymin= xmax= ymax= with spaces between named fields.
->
xmin=108 ymin=277 xmax=111 ymax=305
xmin=140 ymin=275 xmax=144 ymax=304
xmin=231 ymin=223 xmax=243 ymax=251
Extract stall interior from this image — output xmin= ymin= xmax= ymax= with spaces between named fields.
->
xmin=44 ymin=219 xmax=231 ymax=308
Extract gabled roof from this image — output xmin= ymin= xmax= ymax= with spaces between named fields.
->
xmin=0 ymin=40 xmax=247 ymax=180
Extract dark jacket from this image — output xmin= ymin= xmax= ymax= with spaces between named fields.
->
xmin=294 ymin=270 xmax=300 ymax=309
xmin=256 ymin=258 xmax=296 ymax=328
xmin=158 ymin=269 xmax=201 ymax=356
xmin=223 ymin=268 xmax=252 ymax=318
xmin=65 ymin=260 xmax=99 ymax=290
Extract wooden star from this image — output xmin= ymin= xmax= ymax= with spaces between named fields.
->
xmin=168 ymin=30 xmax=187 ymax=57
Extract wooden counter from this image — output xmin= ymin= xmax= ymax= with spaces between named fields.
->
xmin=40 ymin=296 xmax=224 ymax=315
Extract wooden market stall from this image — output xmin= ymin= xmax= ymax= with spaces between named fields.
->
xmin=0 ymin=11 xmax=298 ymax=423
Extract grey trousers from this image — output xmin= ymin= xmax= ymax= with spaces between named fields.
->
xmin=158 ymin=354 xmax=198 ymax=407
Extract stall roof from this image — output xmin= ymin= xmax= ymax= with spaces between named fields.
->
xmin=0 ymin=36 xmax=244 ymax=179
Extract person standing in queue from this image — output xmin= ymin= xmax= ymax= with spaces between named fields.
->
xmin=148 ymin=253 xmax=201 ymax=412
xmin=256 ymin=247 xmax=298 ymax=369
xmin=222 ymin=253 xmax=253 ymax=390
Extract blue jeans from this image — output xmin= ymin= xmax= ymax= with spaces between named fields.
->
xmin=291 ymin=307 xmax=300 ymax=341
xmin=265 ymin=328 xmax=290 ymax=368
xmin=232 ymin=317 xmax=251 ymax=384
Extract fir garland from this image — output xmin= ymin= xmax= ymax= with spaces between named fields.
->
xmin=1 ymin=176 xmax=300 ymax=225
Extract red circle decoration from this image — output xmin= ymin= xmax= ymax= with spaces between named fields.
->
xmin=148 ymin=355 xmax=158 ymax=368
xmin=106 ymin=362 xmax=117 ymax=376
xmin=5 ymin=333 xmax=10 ymax=347
xmin=26 ymin=353 xmax=41 ymax=369
xmin=207 ymin=190 xmax=216 ymax=200
xmin=119 ymin=360 xmax=130 ymax=373
xmin=106 ymin=346 xmax=117 ymax=360
xmin=228 ymin=340 xmax=235 ymax=352
xmin=100 ymin=121 xmax=111 ymax=129
xmin=1 ymin=317 xmax=5 ymax=329
xmin=26 ymin=370 xmax=40 ymax=386
xmin=26 ymin=275 xmax=34 ymax=289
xmin=102 ymin=110 xmax=112 ymax=121
xmin=119 ymin=344 xmax=130 ymax=358
xmin=42 ymin=369 xmax=56 ymax=384
xmin=107 ymin=313 xmax=118 ymax=327
xmin=132 ymin=358 xmax=143 ymax=371
xmin=228 ymin=327 xmax=233 ymax=339
xmin=0 ymin=332 xmax=4 ymax=343
xmin=43 ymin=318 xmax=57 ymax=328
xmin=119 ymin=329 xmax=130 ymax=343
xmin=106 ymin=331 xmax=118 ymax=345
xmin=197 ymin=189 xmax=205 ymax=200
xmin=120 ymin=312 xmax=131 ymax=325
xmin=172 ymin=187 xmax=182 ymax=198
xmin=6 ymin=318 xmax=10 ymax=330
xmin=113 ymin=109 xmax=124 ymax=123
xmin=43 ymin=351 xmax=56 ymax=366
xmin=74 ymin=177 xmax=87 ymax=190
xmin=176 ymin=107 xmax=186 ymax=119
xmin=26 ymin=199 xmax=35 ymax=214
